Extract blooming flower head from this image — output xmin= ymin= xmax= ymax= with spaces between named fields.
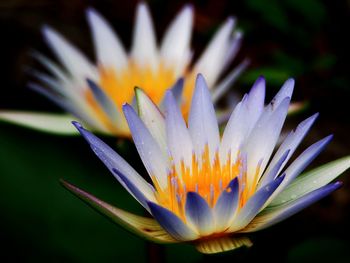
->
xmin=62 ymin=75 xmax=349 ymax=254
xmin=0 ymin=3 xmax=246 ymax=136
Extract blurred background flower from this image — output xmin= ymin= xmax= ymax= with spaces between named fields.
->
xmin=0 ymin=2 xmax=246 ymax=136
xmin=0 ymin=0 xmax=349 ymax=262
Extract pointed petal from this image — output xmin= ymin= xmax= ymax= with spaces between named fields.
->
xmin=278 ymin=135 xmax=333 ymax=189
xmin=42 ymin=25 xmax=96 ymax=83
xmin=258 ymin=150 xmax=290 ymax=188
xmin=73 ymin=122 xmax=156 ymax=201
xmin=160 ymin=5 xmax=193 ymax=74
xmin=270 ymin=156 xmax=350 ymax=206
xmin=86 ymin=79 xmax=123 ymax=127
xmin=243 ymin=97 xmax=290 ymax=184
xmin=219 ymin=77 xmax=265 ymax=164
xmin=194 ymin=18 xmax=235 ymax=86
xmin=214 ymin=177 xmax=239 ymax=231
xmin=32 ymin=51 xmax=70 ymax=84
xmin=259 ymin=113 xmax=318 ymax=187
xmin=135 ymin=88 xmax=167 ymax=153
xmin=148 ymin=202 xmax=198 ymax=241
xmin=188 ymin=74 xmax=220 ymax=161
xmin=212 ymin=59 xmax=249 ymax=103
xmin=185 ymin=192 xmax=215 ymax=236
xmin=222 ymin=30 xmax=243 ymax=70
xmin=195 ymin=236 xmax=252 ymax=254
xmin=164 ymin=90 xmax=193 ymax=169
xmin=123 ymin=104 xmax=169 ymax=189
xmin=86 ymin=8 xmax=128 ymax=70
xmin=61 ymin=180 xmax=177 ymax=243
xmin=271 ymin=78 xmax=294 ymax=108
xmin=112 ymin=168 xmax=151 ymax=211
xmin=170 ymin=78 xmax=184 ymax=106
xmin=0 ymin=111 xmax=79 ymax=135
xmin=131 ymin=3 xmax=158 ymax=69
xmin=242 ymin=182 xmax=342 ymax=232
xmin=263 ymin=135 xmax=333 ymax=209
xmin=229 ymin=175 xmax=285 ymax=231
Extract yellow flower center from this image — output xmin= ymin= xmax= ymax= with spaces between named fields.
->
xmin=152 ymin=145 xmax=261 ymax=221
xmin=85 ymin=62 xmax=197 ymax=135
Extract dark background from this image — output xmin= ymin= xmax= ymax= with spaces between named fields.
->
xmin=0 ymin=0 xmax=350 ymax=262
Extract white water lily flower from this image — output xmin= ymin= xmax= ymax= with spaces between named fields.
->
xmin=61 ymin=74 xmax=349 ymax=254
xmin=0 ymin=3 xmax=247 ymax=136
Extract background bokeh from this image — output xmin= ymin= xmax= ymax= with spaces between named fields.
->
xmin=0 ymin=0 xmax=350 ymax=262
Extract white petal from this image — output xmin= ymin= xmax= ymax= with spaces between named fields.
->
xmin=222 ymin=30 xmax=243 ymax=70
xmin=211 ymin=59 xmax=249 ymax=103
xmin=123 ymin=104 xmax=169 ymax=189
xmin=164 ymin=90 xmax=193 ymax=170
xmin=160 ymin=5 xmax=193 ymax=74
xmin=219 ymin=77 xmax=265 ymax=164
xmin=135 ymin=88 xmax=167 ymax=154
xmin=243 ymin=97 xmax=290 ymax=185
xmin=131 ymin=3 xmax=158 ymax=70
xmin=32 ymin=51 xmax=70 ymax=84
xmin=271 ymin=78 xmax=294 ymax=108
xmin=0 ymin=111 xmax=79 ymax=135
xmin=86 ymin=8 xmax=128 ymax=70
xmin=188 ymin=74 xmax=220 ymax=162
xmin=42 ymin=25 xmax=97 ymax=85
xmin=193 ymin=18 xmax=235 ymax=87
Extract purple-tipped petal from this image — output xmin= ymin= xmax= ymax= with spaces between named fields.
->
xmin=258 ymin=149 xmax=290 ymax=189
xmin=112 ymin=168 xmax=151 ymax=211
xmin=72 ymin=121 xmax=156 ymax=202
xmin=230 ymin=174 xmax=285 ymax=231
xmin=245 ymin=76 xmax=266 ymax=130
xmin=261 ymin=113 xmax=319 ymax=186
xmin=148 ymin=202 xmax=198 ymax=241
xmin=170 ymin=78 xmax=184 ymax=106
xmin=243 ymin=97 xmax=290 ymax=185
xmin=188 ymin=74 xmax=220 ymax=162
xmin=185 ymin=191 xmax=215 ymax=236
xmin=86 ymin=79 xmax=123 ymax=126
xmin=242 ymin=182 xmax=342 ymax=232
xmin=270 ymin=78 xmax=294 ymax=110
xmin=279 ymin=135 xmax=333 ymax=189
xmin=123 ymin=104 xmax=169 ymax=189
xmin=214 ymin=177 xmax=240 ymax=230
xmin=271 ymin=156 xmax=350 ymax=206
xmin=219 ymin=78 xmax=266 ymax=165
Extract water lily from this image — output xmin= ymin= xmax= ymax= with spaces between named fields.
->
xmin=0 ymin=2 xmax=247 ymax=136
xmin=61 ymin=74 xmax=349 ymax=254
